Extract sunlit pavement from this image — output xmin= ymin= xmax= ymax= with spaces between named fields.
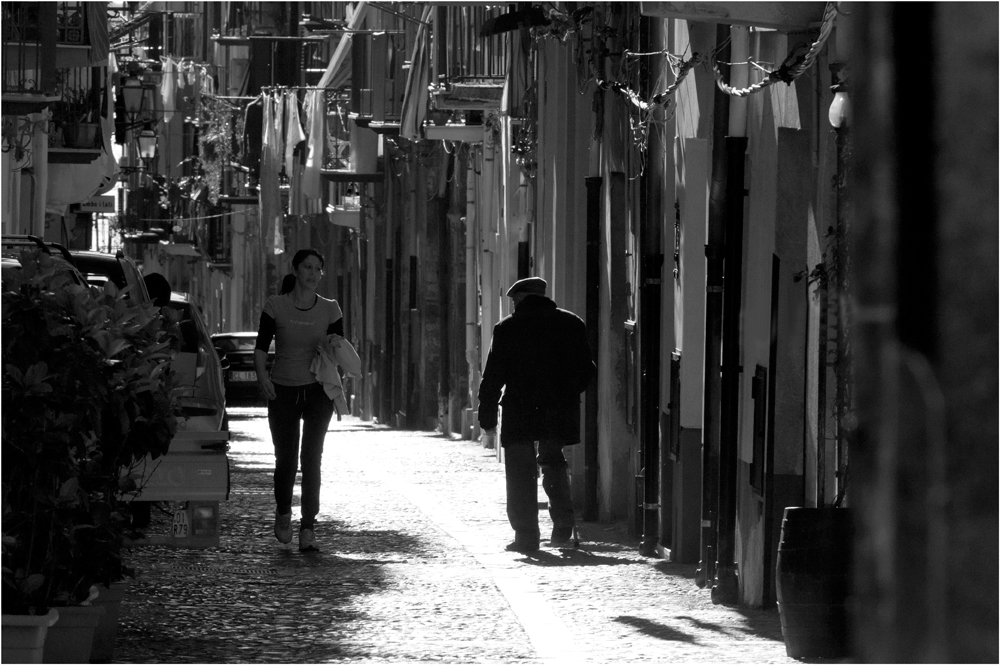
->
xmin=115 ymin=408 xmax=792 ymax=663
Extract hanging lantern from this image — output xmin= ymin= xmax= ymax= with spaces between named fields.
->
xmin=122 ymin=76 xmax=145 ymax=118
xmin=137 ymin=127 xmax=158 ymax=165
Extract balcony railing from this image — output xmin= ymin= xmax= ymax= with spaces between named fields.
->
xmin=436 ymin=6 xmax=507 ymax=83
xmin=430 ymin=6 xmax=507 ymax=111
xmin=2 ymin=2 xmax=92 ymax=97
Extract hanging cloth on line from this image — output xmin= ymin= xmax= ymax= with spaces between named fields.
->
xmin=302 ymin=89 xmax=324 ymax=201
xmin=160 ymin=57 xmax=177 ymax=122
xmin=260 ymin=93 xmax=284 ymax=256
xmin=284 ymin=91 xmax=306 ymax=177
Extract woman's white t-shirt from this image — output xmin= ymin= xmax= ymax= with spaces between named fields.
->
xmin=262 ymin=294 xmax=343 ymax=386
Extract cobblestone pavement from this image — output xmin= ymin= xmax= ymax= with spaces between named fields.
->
xmin=115 ymin=409 xmax=794 ymax=664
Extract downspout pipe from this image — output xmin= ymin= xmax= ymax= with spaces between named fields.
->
xmin=714 ymin=135 xmax=749 ymax=606
xmin=695 ymin=24 xmax=731 ymax=590
xmin=584 ymin=175 xmax=602 ymax=522
xmin=465 ymin=159 xmax=479 ymax=432
xmin=639 ymin=13 xmax=664 ymax=558
xmin=713 ymin=24 xmax=750 ymax=606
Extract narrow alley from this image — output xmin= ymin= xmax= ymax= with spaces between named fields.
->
xmin=115 ymin=410 xmax=788 ymax=664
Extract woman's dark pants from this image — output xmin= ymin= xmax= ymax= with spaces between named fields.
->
xmin=503 ymin=439 xmax=575 ymax=547
xmin=268 ymin=382 xmax=335 ymax=531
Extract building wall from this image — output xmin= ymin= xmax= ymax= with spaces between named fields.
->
xmin=596 ymin=169 xmax=635 ymax=521
xmin=536 ymin=39 xmax=595 ymax=509
xmin=733 ymin=29 xmax=819 ymax=608
xmin=669 ymin=19 xmax=716 ymax=563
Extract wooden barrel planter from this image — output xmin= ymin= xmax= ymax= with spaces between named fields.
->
xmin=775 ymin=506 xmax=852 ymax=659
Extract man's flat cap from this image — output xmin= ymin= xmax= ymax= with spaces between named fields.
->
xmin=506 ymin=276 xmax=547 ymax=297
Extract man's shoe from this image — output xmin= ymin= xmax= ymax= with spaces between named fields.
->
xmin=299 ymin=528 xmax=320 ymax=552
xmin=274 ymin=511 xmax=292 ymax=544
xmin=549 ymin=526 xmax=577 ymax=548
xmin=505 ymin=540 xmax=539 ymax=554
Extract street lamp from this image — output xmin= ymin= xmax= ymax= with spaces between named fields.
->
xmin=137 ymin=125 xmax=157 ymax=169
xmin=828 ymin=64 xmax=850 ymax=129
xmin=122 ymin=76 xmax=146 ymax=120
xmin=829 ymin=87 xmax=850 ymax=129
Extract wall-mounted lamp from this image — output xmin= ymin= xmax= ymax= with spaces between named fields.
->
xmin=828 ymin=63 xmax=850 ymax=129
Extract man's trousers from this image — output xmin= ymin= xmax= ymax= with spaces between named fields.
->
xmin=503 ymin=439 xmax=575 ymax=547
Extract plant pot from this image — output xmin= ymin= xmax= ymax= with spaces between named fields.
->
xmin=41 ymin=605 xmax=105 ymax=664
xmin=63 ymin=123 xmax=99 ymax=149
xmin=2 ymin=609 xmax=59 ymax=664
xmin=90 ymin=581 xmax=130 ymax=663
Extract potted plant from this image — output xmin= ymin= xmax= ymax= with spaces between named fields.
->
xmin=51 ymin=86 xmax=100 ymax=149
xmin=2 ymin=250 xmax=179 ymax=662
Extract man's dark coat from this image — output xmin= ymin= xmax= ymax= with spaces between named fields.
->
xmin=478 ymin=295 xmax=596 ymax=445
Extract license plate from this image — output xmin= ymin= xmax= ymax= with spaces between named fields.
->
xmin=172 ymin=509 xmax=189 ymax=538
xmin=230 ymin=370 xmax=256 ymax=382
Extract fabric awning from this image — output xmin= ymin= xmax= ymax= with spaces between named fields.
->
xmin=399 ymin=4 xmax=434 ymax=140
xmin=317 ymin=1 xmax=369 ymax=89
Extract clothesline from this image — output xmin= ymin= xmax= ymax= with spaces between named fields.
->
xmin=206 ymin=94 xmax=259 ymax=100
xmin=261 ymin=85 xmax=340 ymax=92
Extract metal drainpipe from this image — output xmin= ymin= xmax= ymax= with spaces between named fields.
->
xmin=638 ymin=12 xmax=664 ymax=559
xmin=639 ymin=252 xmax=663 ymax=556
xmin=713 ymin=135 xmax=749 ymax=605
xmin=584 ymin=175 xmax=602 ymax=522
xmin=695 ymin=25 xmax=731 ymax=590
xmin=465 ymin=160 xmax=479 ymax=430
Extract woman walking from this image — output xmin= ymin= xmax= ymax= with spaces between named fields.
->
xmin=254 ymin=248 xmax=343 ymax=552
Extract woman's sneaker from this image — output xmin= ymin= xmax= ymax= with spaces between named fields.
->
xmin=274 ymin=511 xmax=292 ymax=544
xmin=299 ymin=528 xmax=319 ymax=552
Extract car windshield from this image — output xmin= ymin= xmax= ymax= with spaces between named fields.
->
xmin=70 ymin=253 xmax=150 ymax=303
xmin=165 ymin=302 xmax=204 ymax=354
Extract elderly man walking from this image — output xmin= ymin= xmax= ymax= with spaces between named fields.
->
xmin=478 ymin=277 xmax=597 ymax=553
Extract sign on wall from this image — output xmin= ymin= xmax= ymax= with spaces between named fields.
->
xmin=77 ymin=196 xmax=116 ymax=213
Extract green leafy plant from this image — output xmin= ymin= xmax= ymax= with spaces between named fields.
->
xmin=2 ymin=250 xmax=179 ymax=614
xmin=51 ymin=86 xmax=99 ymax=129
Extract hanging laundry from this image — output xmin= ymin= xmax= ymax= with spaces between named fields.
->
xmin=274 ymin=92 xmax=286 ymax=177
xmin=273 ymin=212 xmax=285 ymax=255
xmin=284 ymin=91 xmax=306 ymax=177
xmin=259 ymin=93 xmax=284 ymax=256
xmin=93 ymin=54 xmax=120 ymax=195
xmin=199 ymin=67 xmax=215 ymax=96
xmin=243 ymin=95 xmax=264 ymax=187
xmin=302 ymin=89 xmax=324 ymax=200
xmin=160 ymin=57 xmax=177 ymax=122
xmin=260 ymin=95 xmax=281 ymax=255
xmin=184 ymin=60 xmax=199 ymax=86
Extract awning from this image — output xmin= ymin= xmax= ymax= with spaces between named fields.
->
xmin=317 ymin=1 xmax=370 ymax=89
xmin=399 ymin=4 xmax=434 ymax=140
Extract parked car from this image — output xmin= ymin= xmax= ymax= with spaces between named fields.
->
xmin=126 ymin=292 xmax=230 ymax=532
xmin=1 ymin=235 xmax=87 ymax=287
xmin=211 ymin=331 xmax=274 ymax=405
xmin=2 ymin=236 xmax=151 ymax=304
xmin=165 ymin=293 xmax=228 ymax=431
xmin=67 ymin=248 xmax=150 ymax=303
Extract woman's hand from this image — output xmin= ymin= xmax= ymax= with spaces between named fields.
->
xmin=254 ymin=348 xmax=276 ymax=400
xmin=257 ymin=372 xmax=276 ymax=401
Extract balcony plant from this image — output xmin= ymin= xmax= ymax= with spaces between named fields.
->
xmin=51 ymin=86 xmax=101 ymax=149
xmin=1 ymin=250 xmax=179 ymax=618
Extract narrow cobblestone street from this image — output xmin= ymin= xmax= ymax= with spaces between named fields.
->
xmin=115 ymin=410 xmax=791 ymax=664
